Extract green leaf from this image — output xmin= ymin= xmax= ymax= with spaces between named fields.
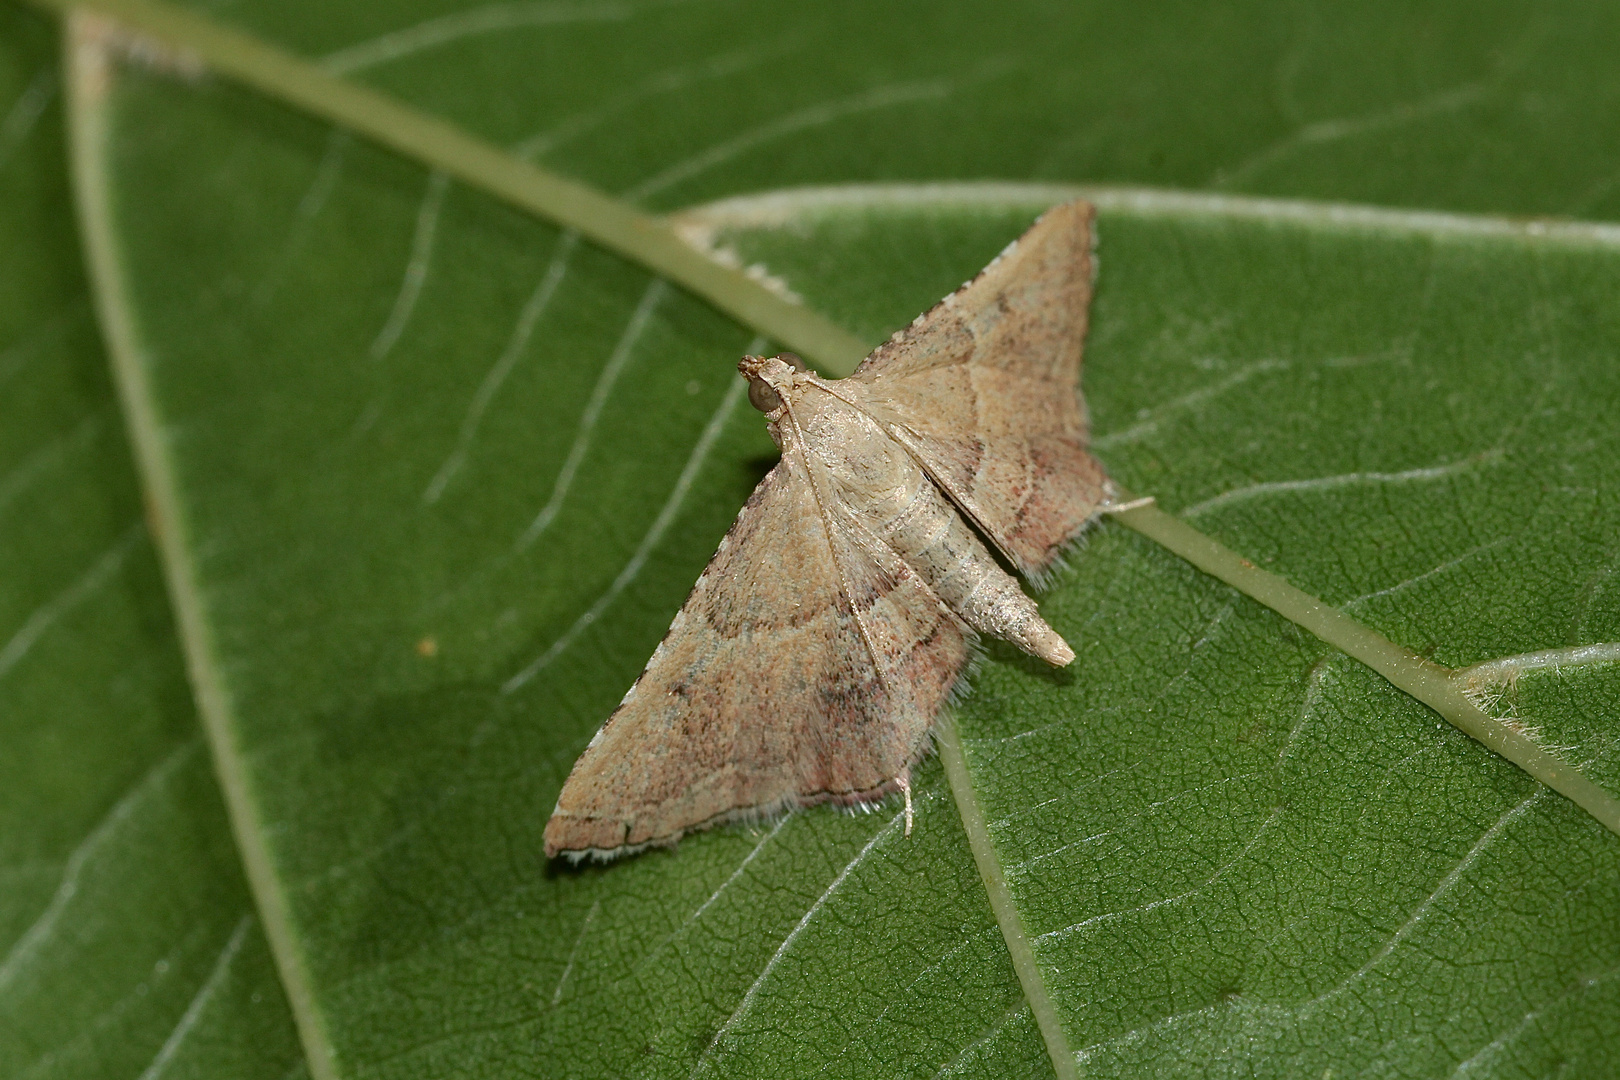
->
xmin=39 ymin=0 xmax=1620 ymax=1077
xmin=100 ymin=0 xmax=1620 ymax=221
xmin=0 ymin=7 xmax=305 ymax=1078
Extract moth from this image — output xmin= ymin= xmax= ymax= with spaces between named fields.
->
xmin=544 ymin=201 xmax=1111 ymax=861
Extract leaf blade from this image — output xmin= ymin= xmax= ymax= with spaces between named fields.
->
xmin=69 ymin=4 xmax=1620 ymax=1075
xmin=0 ymin=7 xmax=305 ymax=1077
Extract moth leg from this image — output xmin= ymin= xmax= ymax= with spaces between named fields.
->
xmin=1103 ymin=495 xmax=1157 ymax=513
xmin=898 ymin=768 xmax=914 ymax=837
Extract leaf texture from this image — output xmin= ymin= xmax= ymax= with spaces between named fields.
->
xmin=0 ymin=7 xmax=304 ymax=1077
xmin=35 ymin=1 xmax=1620 ymax=1077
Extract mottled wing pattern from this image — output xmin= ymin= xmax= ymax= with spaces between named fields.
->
xmin=542 ymin=454 xmax=970 ymax=859
xmin=851 ymin=200 xmax=1109 ymax=574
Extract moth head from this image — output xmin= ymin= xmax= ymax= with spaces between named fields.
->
xmin=738 ymin=352 xmax=809 ymax=415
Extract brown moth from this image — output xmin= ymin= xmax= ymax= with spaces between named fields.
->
xmin=544 ymin=200 xmax=1111 ymax=861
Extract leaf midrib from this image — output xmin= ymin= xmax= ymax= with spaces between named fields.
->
xmin=61 ymin=21 xmax=345 ymax=1078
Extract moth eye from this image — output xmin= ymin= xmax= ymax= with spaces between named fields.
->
xmin=776 ymin=352 xmax=808 ymax=372
xmin=747 ymin=378 xmax=783 ymax=414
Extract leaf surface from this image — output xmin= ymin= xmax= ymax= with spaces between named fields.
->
xmin=0 ymin=6 xmax=304 ymax=1078
xmin=49 ymin=1 xmax=1620 ymax=1077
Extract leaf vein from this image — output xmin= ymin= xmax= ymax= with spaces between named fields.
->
xmin=136 ymin=915 xmax=255 ymax=1080
xmin=510 ymin=40 xmax=796 ymax=161
xmin=688 ymin=807 xmax=910 ymax=1077
xmin=514 ymin=278 xmax=666 ymax=550
xmin=0 ymin=740 xmax=199 ymax=991
xmin=624 ymin=81 xmax=953 ymax=202
xmin=424 ymin=229 xmax=580 ymax=502
xmin=0 ymin=521 xmax=142 ymax=682
xmin=503 ymin=359 xmax=744 ymax=692
xmin=1034 ymin=805 xmax=1284 ymax=945
xmin=1180 ymin=451 xmax=1505 ymax=520
xmin=369 ymin=170 xmax=449 ymax=360
xmin=0 ymin=64 xmax=54 ymax=172
xmin=0 ymin=414 xmax=99 ymax=522
xmin=319 ymin=1 xmax=636 ymax=76
xmin=1213 ymin=81 xmax=1488 ymax=188
xmin=1303 ymin=791 xmax=1542 ymax=1011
